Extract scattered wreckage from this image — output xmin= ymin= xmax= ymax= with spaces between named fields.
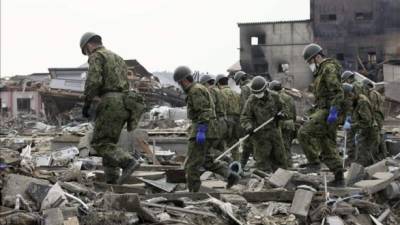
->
xmin=1 ymin=106 xmax=400 ymax=225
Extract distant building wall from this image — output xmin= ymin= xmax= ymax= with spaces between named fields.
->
xmin=0 ymin=90 xmax=43 ymax=117
xmin=238 ymin=20 xmax=313 ymax=89
xmin=311 ymin=0 xmax=400 ymax=79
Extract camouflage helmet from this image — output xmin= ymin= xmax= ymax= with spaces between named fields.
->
xmin=362 ymin=79 xmax=374 ymax=89
xmin=80 ymin=32 xmax=101 ymax=55
xmin=269 ymin=80 xmax=282 ymax=91
xmin=233 ymin=71 xmax=247 ymax=84
xmin=173 ymin=66 xmax=192 ymax=82
xmin=199 ymin=74 xmax=214 ymax=85
xmin=302 ymin=43 xmax=323 ymax=62
xmin=341 ymin=70 xmax=355 ymax=82
xmin=215 ymin=74 xmax=228 ymax=85
xmin=342 ymin=83 xmax=354 ymax=94
xmin=250 ymin=76 xmax=268 ymax=93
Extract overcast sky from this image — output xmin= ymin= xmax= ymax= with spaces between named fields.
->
xmin=1 ymin=0 xmax=310 ymax=77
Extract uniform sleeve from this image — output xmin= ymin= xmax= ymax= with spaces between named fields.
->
xmin=191 ymin=89 xmax=214 ymax=124
xmin=323 ymin=64 xmax=344 ymax=110
xmin=84 ymin=53 xmax=104 ymax=103
xmin=240 ymin=86 xmax=251 ymax=109
xmin=277 ymin=95 xmax=289 ymax=120
xmin=353 ymin=101 xmax=373 ymax=130
xmin=240 ymin=97 xmax=254 ymax=131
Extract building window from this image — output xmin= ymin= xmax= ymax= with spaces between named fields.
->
xmin=254 ymin=63 xmax=268 ymax=73
xmin=336 ymin=53 xmax=344 ymax=61
xmin=17 ymin=98 xmax=31 ymax=112
xmin=250 ymin=34 xmax=266 ymax=46
xmin=320 ymin=14 xmax=337 ymax=22
xmin=368 ymin=52 xmax=376 ymax=63
xmin=355 ymin=12 xmax=373 ymax=21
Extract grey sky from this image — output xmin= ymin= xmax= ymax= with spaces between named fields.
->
xmin=1 ymin=0 xmax=310 ymax=77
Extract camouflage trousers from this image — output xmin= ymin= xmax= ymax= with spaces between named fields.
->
xmin=91 ymin=95 xmax=133 ymax=184
xmin=354 ymin=127 xmax=380 ymax=167
xmin=298 ymin=109 xmax=342 ymax=173
xmin=225 ymin=115 xmax=243 ymax=161
xmin=281 ymin=120 xmax=296 ymax=166
xmin=185 ymin=138 xmax=229 ymax=192
xmin=240 ymin=138 xmax=254 ymax=168
xmin=251 ymin=128 xmax=288 ymax=172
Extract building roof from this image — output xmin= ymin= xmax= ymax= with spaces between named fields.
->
xmin=238 ymin=19 xmax=310 ymax=26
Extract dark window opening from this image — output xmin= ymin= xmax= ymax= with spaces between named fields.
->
xmin=250 ymin=34 xmax=266 ymax=46
xmin=278 ymin=63 xmax=289 ymax=73
xmin=336 ymin=53 xmax=344 ymax=61
xmin=251 ymin=47 xmax=265 ymax=58
xmin=320 ymin=14 xmax=337 ymax=22
xmin=17 ymin=98 xmax=31 ymax=112
xmin=355 ymin=12 xmax=373 ymax=21
xmin=254 ymin=63 xmax=268 ymax=73
xmin=368 ymin=52 xmax=376 ymax=63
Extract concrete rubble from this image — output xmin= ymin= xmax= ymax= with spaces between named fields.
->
xmin=1 ymin=87 xmax=400 ymax=225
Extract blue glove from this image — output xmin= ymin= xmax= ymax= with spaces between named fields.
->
xmin=327 ymin=106 xmax=338 ymax=124
xmin=196 ymin=124 xmax=208 ymax=145
xmin=343 ymin=115 xmax=351 ymax=130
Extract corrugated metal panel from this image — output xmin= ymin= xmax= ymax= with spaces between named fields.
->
xmin=49 ymin=79 xmax=85 ymax=92
xmin=383 ymin=64 xmax=400 ymax=82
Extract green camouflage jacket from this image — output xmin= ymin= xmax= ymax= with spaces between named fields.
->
xmin=241 ymin=90 xmax=286 ymax=131
xmin=220 ymin=86 xmax=241 ymax=117
xmin=185 ymin=83 xmax=218 ymax=139
xmin=84 ymin=46 xmax=129 ymax=103
xmin=312 ymin=58 xmax=344 ymax=111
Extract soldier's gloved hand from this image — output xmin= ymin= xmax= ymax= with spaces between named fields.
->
xmin=275 ymin=111 xmax=286 ymax=120
xmin=245 ymin=127 xmax=254 ymax=136
xmin=327 ymin=106 xmax=338 ymax=124
xmin=343 ymin=115 xmax=351 ymax=131
xmin=82 ymin=101 xmax=91 ymax=118
xmin=196 ymin=123 xmax=208 ymax=145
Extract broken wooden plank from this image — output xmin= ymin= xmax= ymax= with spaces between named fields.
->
xmin=220 ymin=194 xmax=247 ymax=205
xmin=242 ymin=190 xmax=295 ymax=203
xmin=94 ymin=170 xmax=165 ymax=184
xmin=94 ymin=182 xmax=146 ymax=194
xmin=354 ymin=170 xmax=400 ymax=194
xmin=365 ymin=160 xmax=388 ymax=178
xmin=141 ymin=202 xmax=216 ymax=218
xmin=137 ymin=178 xmax=177 ymax=193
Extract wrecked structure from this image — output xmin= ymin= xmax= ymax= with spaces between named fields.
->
xmin=236 ymin=0 xmax=400 ymax=89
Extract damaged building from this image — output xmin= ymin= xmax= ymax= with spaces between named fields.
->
xmin=236 ymin=0 xmax=400 ymax=89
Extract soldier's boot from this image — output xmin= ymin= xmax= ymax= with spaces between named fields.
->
xmin=226 ymin=171 xmax=240 ymax=189
xmin=300 ymin=163 xmax=321 ymax=173
xmin=328 ymin=170 xmax=345 ymax=187
xmin=117 ymin=159 xmax=140 ymax=185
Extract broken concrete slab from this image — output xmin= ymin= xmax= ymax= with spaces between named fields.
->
xmin=269 ymin=168 xmax=294 ymax=188
xmin=289 ymin=188 xmax=316 ymax=219
xmin=326 ymin=215 xmax=345 ymax=225
xmin=384 ymin=181 xmax=400 ymax=199
xmin=26 ymin=182 xmax=52 ymax=208
xmin=372 ymin=172 xmax=394 ymax=180
xmin=41 ymin=182 xmax=68 ymax=210
xmin=365 ymin=160 xmax=388 ymax=178
xmin=346 ymin=163 xmax=365 ymax=186
xmin=102 ymin=192 xmax=157 ymax=223
xmin=43 ymin=208 xmax=64 ymax=225
xmin=1 ymin=174 xmax=50 ymax=208
xmin=63 ymin=216 xmax=80 ymax=225
xmin=59 ymin=181 xmax=90 ymax=195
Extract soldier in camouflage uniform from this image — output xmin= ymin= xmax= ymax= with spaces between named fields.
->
xmin=342 ymin=83 xmax=379 ymax=166
xmin=269 ymin=80 xmax=296 ymax=166
xmin=340 ymin=71 xmax=364 ymax=164
xmin=298 ymin=43 xmax=344 ymax=186
xmin=199 ymin=75 xmax=228 ymax=159
xmin=173 ymin=66 xmax=239 ymax=192
xmin=362 ymin=79 xmax=387 ymax=160
xmin=240 ymin=76 xmax=288 ymax=172
xmin=234 ymin=71 xmax=254 ymax=169
xmin=216 ymin=74 xmax=242 ymax=161
xmin=80 ymin=32 xmax=141 ymax=184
